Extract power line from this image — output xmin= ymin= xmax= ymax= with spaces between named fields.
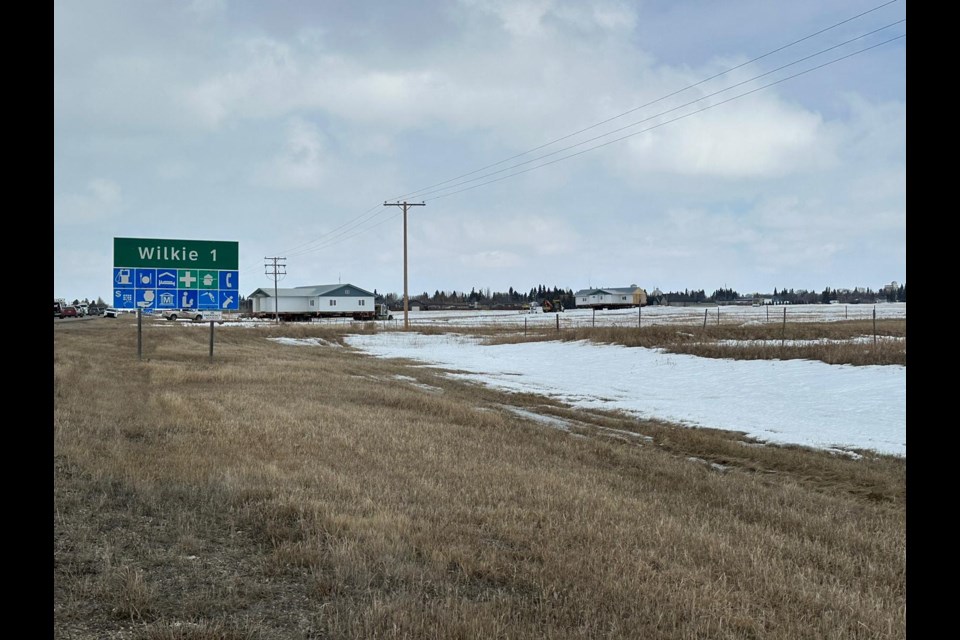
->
xmin=425 ymin=35 xmax=905 ymax=202
xmin=264 ymin=256 xmax=287 ymax=324
xmin=285 ymin=208 xmax=400 ymax=258
xmin=383 ymin=201 xmax=425 ymax=329
xmin=269 ymin=2 xmax=904 ymax=260
xmin=283 ymin=202 xmax=386 ymax=258
xmin=387 ymin=0 xmax=901 ymax=203
xmin=403 ymin=23 xmax=904 ymax=202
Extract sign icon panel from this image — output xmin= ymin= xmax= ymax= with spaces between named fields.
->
xmin=113 ymin=238 xmax=239 ymax=310
xmin=157 ymin=290 xmax=177 ymax=308
xmin=114 ymin=268 xmax=134 ymax=288
xmin=157 ymin=270 xmax=177 ymax=288
xmin=135 ymin=269 xmax=156 ymax=288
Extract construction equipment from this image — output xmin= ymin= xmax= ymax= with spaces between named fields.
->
xmin=542 ymin=299 xmax=564 ymax=313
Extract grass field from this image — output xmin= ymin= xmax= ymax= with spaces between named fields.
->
xmin=54 ymin=314 xmax=906 ymax=639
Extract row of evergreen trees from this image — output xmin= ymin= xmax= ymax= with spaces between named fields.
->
xmin=67 ymin=283 xmax=906 ymax=311
xmin=375 ymin=283 xmax=906 ymax=307
xmin=377 ymin=285 xmax=577 ymax=308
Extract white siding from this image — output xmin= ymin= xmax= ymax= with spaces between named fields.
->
xmin=252 ymin=294 xmax=375 ymax=314
xmin=319 ymin=295 xmax=374 ymax=313
xmin=252 ymin=296 xmax=313 ymax=313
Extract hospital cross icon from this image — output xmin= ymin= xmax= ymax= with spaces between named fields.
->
xmin=179 ymin=271 xmax=197 ymax=287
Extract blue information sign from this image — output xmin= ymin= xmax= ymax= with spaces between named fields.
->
xmin=112 ymin=237 xmax=239 ymax=311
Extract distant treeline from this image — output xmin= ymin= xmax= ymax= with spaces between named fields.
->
xmin=64 ymin=283 xmax=905 ymax=311
xmin=372 ymin=283 xmax=906 ymax=307
xmin=660 ymin=285 xmax=906 ymax=304
xmin=377 ymin=285 xmax=577 ymax=309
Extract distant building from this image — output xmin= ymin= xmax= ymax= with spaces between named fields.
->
xmin=647 ymin=288 xmax=667 ymax=305
xmin=574 ymin=286 xmax=648 ymax=309
xmin=247 ymin=284 xmax=375 ymax=316
xmin=390 ymin=299 xmax=425 ymax=312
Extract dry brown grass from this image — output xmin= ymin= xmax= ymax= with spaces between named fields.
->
xmin=487 ymin=319 xmax=906 ymax=366
xmin=54 ymin=317 xmax=905 ymax=639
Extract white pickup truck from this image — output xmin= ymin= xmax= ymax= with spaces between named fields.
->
xmin=161 ymin=308 xmax=225 ymax=323
xmin=162 ymin=308 xmax=205 ymax=322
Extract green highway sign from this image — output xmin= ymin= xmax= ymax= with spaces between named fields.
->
xmin=113 ymin=237 xmax=238 ymax=270
xmin=113 ymin=237 xmax=239 ymax=312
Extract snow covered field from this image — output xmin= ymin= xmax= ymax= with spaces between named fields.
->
xmin=185 ymin=302 xmax=908 ymax=457
xmin=342 ymin=330 xmax=906 ymax=458
xmin=381 ymin=302 xmax=906 ymax=329
xmin=216 ymin=302 xmax=905 ymax=329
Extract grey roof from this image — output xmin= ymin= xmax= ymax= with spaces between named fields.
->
xmin=248 ymin=284 xmax=375 ymax=298
xmin=574 ymin=286 xmax=644 ymax=296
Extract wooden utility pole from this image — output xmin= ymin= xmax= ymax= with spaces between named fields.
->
xmin=264 ymin=257 xmax=286 ymax=324
xmin=384 ymin=201 xmax=425 ymax=330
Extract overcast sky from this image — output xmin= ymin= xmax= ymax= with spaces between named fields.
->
xmin=54 ymin=0 xmax=906 ymax=304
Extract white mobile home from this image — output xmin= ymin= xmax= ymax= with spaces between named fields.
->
xmin=247 ymin=284 xmax=378 ymax=320
xmin=574 ymin=286 xmax=648 ymax=309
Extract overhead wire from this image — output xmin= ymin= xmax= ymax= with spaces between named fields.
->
xmin=270 ymin=1 xmax=904 ymax=261
xmin=426 ymin=35 xmax=905 ymax=201
xmin=404 ymin=22 xmax=905 ymax=202
xmin=387 ymin=0 xmax=900 ymax=202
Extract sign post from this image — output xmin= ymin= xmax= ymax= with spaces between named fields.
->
xmin=113 ymin=237 xmax=239 ymax=360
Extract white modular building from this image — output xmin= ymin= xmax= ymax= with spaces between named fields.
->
xmin=247 ymin=284 xmax=377 ymax=319
xmin=574 ymin=286 xmax=648 ymax=309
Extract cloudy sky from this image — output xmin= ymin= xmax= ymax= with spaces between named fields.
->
xmin=54 ymin=0 xmax=906 ymax=304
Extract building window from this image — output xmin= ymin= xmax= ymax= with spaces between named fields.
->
xmin=359 ymin=299 xmax=365 ymax=306
xmin=310 ymin=299 xmax=315 ymax=307
xmin=329 ymin=299 xmax=336 ymax=306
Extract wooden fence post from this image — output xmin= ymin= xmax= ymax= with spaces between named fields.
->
xmin=781 ymin=306 xmax=786 ymax=347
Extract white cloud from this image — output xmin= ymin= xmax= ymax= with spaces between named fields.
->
xmin=187 ymin=0 xmax=226 ymax=20
xmin=590 ymin=2 xmax=636 ymax=31
xmin=615 ymin=91 xmax=833 ymax=179
xmin=53 ymin=0 xmax=906 ymax=302
xmin=254 ymin=117 xmax=329 ymax=189
xmin=420 ymin=212 xmax=578 ymax=258
xmin=459 ymin=249 xmax=525 ymax=269
xmin=54 ymin=179 xmax=123 ymax=225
